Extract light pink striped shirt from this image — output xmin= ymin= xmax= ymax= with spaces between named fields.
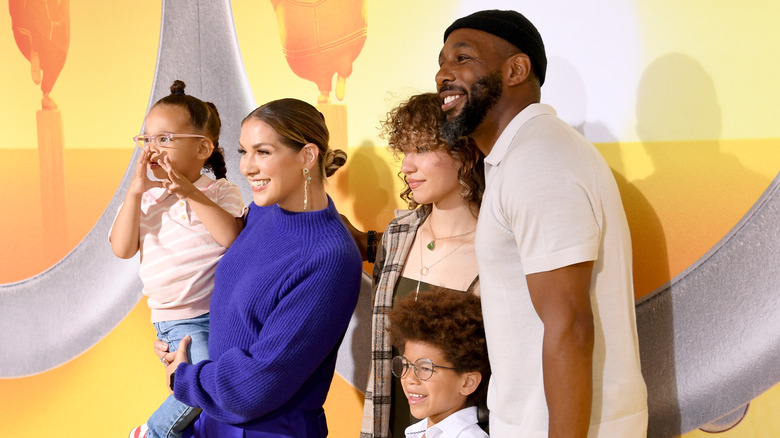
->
xmin=137 ymin=175 xmax=244 ymax=323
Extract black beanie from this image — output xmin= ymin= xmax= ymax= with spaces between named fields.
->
xmin=444 ymin=9 xmax=547 ymax=86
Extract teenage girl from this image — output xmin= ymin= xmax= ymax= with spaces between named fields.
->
xmin=358 ymin=92 xmax=485 ymax=437
xmin=110 ymin=80 xmax=245 ymax=438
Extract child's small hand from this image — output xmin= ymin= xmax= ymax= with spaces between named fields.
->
xmin=159 ymin=155 xmax=197 ymax=200
xmin=129 ymin=147 xmax=162 ymax=196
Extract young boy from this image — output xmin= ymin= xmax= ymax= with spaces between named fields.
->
xmin=387 ymin=289 xmax=491 ymax=438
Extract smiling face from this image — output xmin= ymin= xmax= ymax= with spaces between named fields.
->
xmin=399 ymin=340 xmax=471 ymax=426
xmin=239 ymin=118 xmax=307 ymax=210
xmin=436 ymin=28 xmax=508 ymax=144
xmin=400 ymin=144 xmax=463 ymax=208
xmin=143 ymin=105 xmax=206 ymax=182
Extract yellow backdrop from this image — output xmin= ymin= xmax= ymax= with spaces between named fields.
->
xmin=1 ymin=1 xmax=778 ymax=437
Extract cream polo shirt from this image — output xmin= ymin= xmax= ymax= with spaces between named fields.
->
xmin=476 ymin=104 xmax=648 ymax=437
xmin=131 ymin=175 xmax=244 ymax=323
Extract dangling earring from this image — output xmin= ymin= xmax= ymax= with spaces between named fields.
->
xmin=303 ymin=168 xmax=311 ymax=211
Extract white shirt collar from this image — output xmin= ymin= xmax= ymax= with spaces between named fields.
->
xmin=405 ymin=406 xmax=481 ymax=438
xmin=484 ymin=103 xmax=557 ymax=167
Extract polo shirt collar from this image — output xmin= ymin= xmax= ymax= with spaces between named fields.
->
xmin=484 ymin=103 xmax=556 ymax=167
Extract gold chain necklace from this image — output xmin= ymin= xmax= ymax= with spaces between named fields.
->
xmin=426 ymin=214 xmax=476 ymax=251
xmin=416 ymin=218 xmax=470 ymax=300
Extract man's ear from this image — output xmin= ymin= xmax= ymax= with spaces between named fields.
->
xmin=459 ymin=371 xmax=483 ymax=397
xmin=197 ymin=138 xmax=215 ymax=160
xmin=506 ymin=53 xmax=532 ymax=86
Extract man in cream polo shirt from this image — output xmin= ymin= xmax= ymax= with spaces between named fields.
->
xmin=436 ymin=10 xmax=648 ymax=437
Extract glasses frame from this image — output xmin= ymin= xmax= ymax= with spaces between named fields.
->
xmin=391 ymin=355 xmax=457 ymax=381
xmin=133 ymin=133 xmax=207 ymax=148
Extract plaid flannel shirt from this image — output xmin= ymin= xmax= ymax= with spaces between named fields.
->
xmin=360 ymin=207 xmax=429 ymax=438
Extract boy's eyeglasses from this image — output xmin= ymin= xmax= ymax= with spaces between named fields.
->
xmin=391 ymin=356 xmax=457 ymax=381
xmin=133 ymin=133 xmax=206 ymax=148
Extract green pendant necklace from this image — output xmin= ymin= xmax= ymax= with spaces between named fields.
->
xmin=426 ymin=215 xmax=476 ymax=251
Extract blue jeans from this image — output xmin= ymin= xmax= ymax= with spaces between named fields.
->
xmin=147 ymin=313 xmax=210 ymax=438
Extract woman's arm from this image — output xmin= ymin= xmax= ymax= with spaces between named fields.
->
xmin=340 ymin=214 xmax=383 ymax=263
xmin=172 ymin=252 xmax=363 ymax=423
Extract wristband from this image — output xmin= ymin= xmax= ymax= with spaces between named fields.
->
xmin=367 ymin=230 xmax=377 ymax=263
xmin=169 ymin=370 xmax=176 ymax=391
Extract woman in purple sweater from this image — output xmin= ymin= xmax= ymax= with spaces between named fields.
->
xmin=153 ymin=98 xmax=362 ymax=438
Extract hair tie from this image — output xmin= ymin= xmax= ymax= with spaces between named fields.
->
xmin=172 ymin=88 xmax=185 ymax=95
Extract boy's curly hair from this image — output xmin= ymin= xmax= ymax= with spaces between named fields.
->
xmin=380 ymin=92 xmax=484 ymax=210
xmin=387 ymin=289 xmax=490 ymax=414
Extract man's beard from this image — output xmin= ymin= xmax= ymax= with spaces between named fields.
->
xmin=440 ymin=71 xmax=503 ymax=145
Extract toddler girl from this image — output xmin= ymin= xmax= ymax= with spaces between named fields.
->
xmin=110 ymin=80 xmax=244 ymax=438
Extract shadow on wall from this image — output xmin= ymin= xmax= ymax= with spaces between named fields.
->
xmin=342 ymin=139 xmax=399 ymax=231
xmin=330 ymin=138 xmax=397 ymax=392
xmin=543 ymin=56 xmax=668 ymax=301
xmin=634 ymin=52 xmax=770 ymax=437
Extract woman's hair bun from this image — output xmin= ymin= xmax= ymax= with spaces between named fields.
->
xmin=323 ymin=149 xmax=347 ymax=178
xmin=170 ymin=80 xmax=186 ymax=95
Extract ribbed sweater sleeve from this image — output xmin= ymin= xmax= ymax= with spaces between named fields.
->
xmin=172 ymin=198 xmax=362 ymax=424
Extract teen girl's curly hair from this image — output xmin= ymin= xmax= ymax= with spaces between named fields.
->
xmin=380 ymin=92 xmax=484 ymax=211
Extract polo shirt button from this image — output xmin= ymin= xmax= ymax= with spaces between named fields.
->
xmin=178 ymin=201 xmax=184 ymax=207
xmin=181 ymin=215 xmax=187 ymax=220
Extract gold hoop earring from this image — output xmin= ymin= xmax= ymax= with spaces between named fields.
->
xmin=303 ymin=168 xmax=311 ymax=211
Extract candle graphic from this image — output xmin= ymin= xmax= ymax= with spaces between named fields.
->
xmin=9 ymin=0 xmax=70 ymax=258
xmin=270 ymin=0 xmax=367 ymax=202
xmin=270 ymin=0 xmax=367 ymax=104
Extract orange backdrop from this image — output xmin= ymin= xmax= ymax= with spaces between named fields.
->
xmin=1 ymin=1 xmax=779 ymax=437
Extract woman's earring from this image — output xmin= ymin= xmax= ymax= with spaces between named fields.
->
xmin=303 ymin=168 xmax=311 ymax=211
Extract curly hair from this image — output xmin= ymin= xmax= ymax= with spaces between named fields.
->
xmin=387 ymin=289 xmax=490 ymax=414
xmin=380 ymin=92 xmax=484 ymax=210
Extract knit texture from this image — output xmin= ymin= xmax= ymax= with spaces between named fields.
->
xmin=174 ymin=197 xmax=362 ymax=426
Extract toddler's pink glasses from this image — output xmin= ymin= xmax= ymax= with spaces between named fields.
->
xmin=133 ymin=133 xmax=206 ymax=148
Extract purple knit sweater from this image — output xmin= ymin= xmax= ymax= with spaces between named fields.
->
xmin=173 ymin=197 xmax=362 ymax=426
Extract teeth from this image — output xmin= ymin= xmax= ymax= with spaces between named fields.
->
xmin=250 ymin=180 xmax=269 ymax=187
xmin=444 ymin=95 xmax=459 ymax=105
xmin=409 ymin=393 xmax=426 ymax=398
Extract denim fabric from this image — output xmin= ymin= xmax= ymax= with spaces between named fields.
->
xmin=183 ymin=408 xmax=328 ymax=437
xmin=147 ymin=313 xmax=210 ymax=438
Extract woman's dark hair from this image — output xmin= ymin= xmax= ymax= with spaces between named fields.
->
xmin=381 ymin=92 xmax=484 ymax=211
xmin=387 ymin=289 xmax=490 ymax=420
xmin=153 ymin=80 xmax=227 ymax=179
xmin=242 ymin=98 xmax=347 ymax=178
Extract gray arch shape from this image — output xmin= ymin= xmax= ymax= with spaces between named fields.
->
xmin=0 ymin=0 xmax=373 ymax=392
xmin=637 ymin=172 xmax=780 ymax=436
xmin=4 ymin=0 xmax=777 ymax=433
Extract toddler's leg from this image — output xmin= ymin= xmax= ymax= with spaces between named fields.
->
xmin=147 ymin=395 xmax=201 ymax=438
xmin=147 ymin=316 xmax=209 ymax=438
